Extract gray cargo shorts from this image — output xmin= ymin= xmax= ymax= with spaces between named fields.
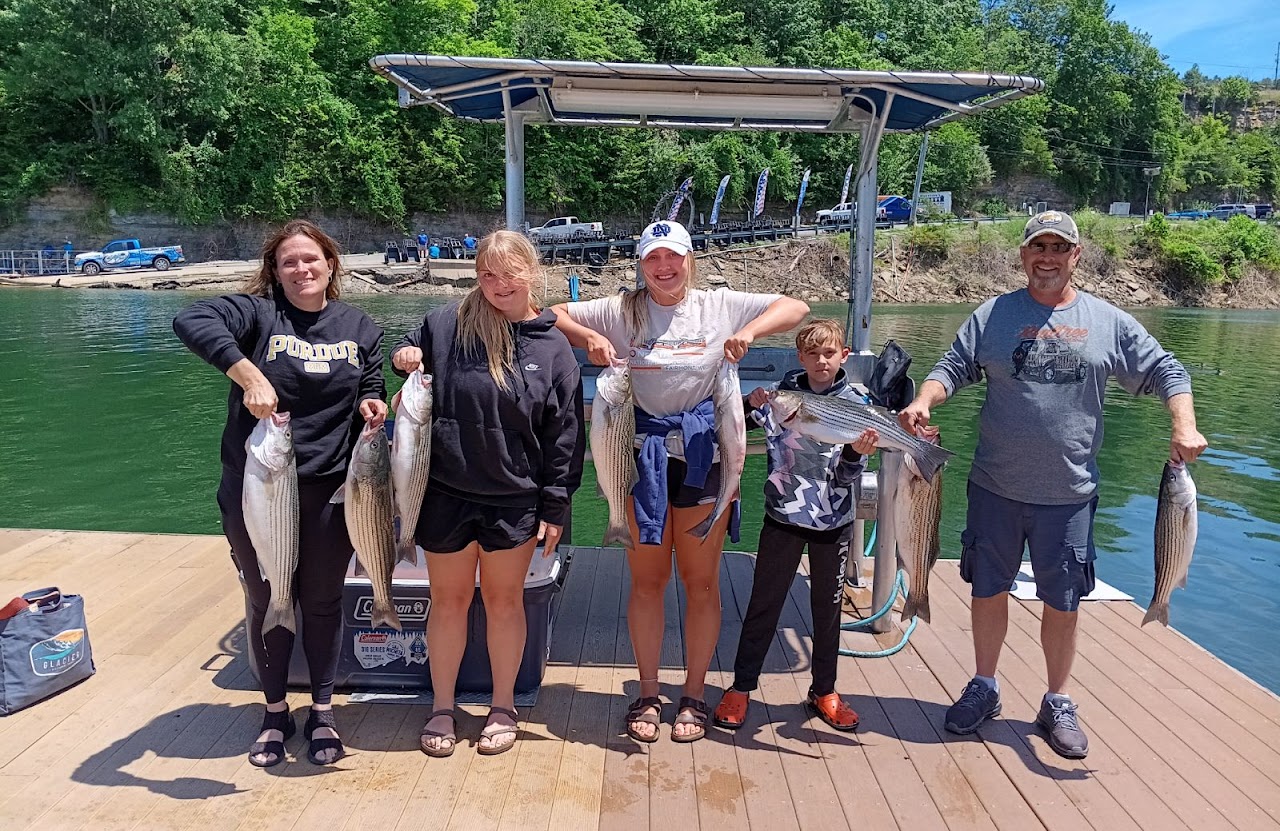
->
xmin=960 ymin=480 xmax=1097 ymax=612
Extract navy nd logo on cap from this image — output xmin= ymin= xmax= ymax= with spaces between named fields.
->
xmin=639 ymin=220 xmax=692 ymax=258
xmin=1022 ymin=210 xmax=1080 ymax=247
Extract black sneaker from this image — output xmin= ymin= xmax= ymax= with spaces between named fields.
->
xmin=1037 ymin=697 xmax=1089 ymax=759
xmin=944 ymin=679 xmax=1002 ymax=734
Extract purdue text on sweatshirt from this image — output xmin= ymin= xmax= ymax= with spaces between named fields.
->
xmin=393 ymin=304 xmax=584 ymax=527
xmin=174 ymin=289 xmax=385 ymax=481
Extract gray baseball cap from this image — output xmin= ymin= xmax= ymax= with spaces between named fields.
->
xmin=1021 ymin=210 xmax=1080 ymax=247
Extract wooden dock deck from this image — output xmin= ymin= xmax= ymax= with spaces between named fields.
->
xmin=2 ymin=527 xmax=1279 ymax=830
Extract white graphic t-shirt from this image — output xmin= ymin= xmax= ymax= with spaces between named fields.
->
xmin=568 ymin=288 xmax=781 ymax=417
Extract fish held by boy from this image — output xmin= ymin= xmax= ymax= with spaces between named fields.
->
xmin=1143 ymin=460 xmax=1198 ymax=627
xmin=691 ymin=361 xmax=747 ymax=541
xmin=590 ymin=361 xmax=638 ymax=548
xmin=391 ymin=370 xmax=433 ymax=564
xmin=242 ymin=412 xmax=300 ymax=637
xmin=768 ymin=389 xmax=955 ymax=483
xmin=333 ymin=423 xmax=403 ymax=631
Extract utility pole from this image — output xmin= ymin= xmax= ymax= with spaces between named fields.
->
xmin=1143 ymin=167 xmax=1161 ymax=217
xmin=909 ymin=132 xmax=929 ymax=226
xmin=1274 ymin=40 xmax=1279 ymax=89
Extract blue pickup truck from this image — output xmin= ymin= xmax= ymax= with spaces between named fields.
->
xmin=75 ymin=239 xmax=185 ymax=275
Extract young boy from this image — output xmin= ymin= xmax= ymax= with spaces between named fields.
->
xmin=713 ymin=319 xmax=878 ymax=732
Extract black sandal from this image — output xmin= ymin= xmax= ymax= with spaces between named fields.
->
xmin=626 ymin=696 xmax=662 ymax=743
xmin=248 ymin=707 xmax=295 ymax=768
xmin=304 ymin=708 xmax=346 ymax=765
xmin=672 ymin=696 xmax=710 ymax=743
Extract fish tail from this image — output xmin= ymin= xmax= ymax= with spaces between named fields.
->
xmin=371 ymin=603 xmax=402 ymax=632
xmin=396 ymin=536 xmax=419 ymax=565
xmin=263 ymin=603 xmax=296 ymax=637
xmin=690 ymin=510 xmax=718 ymax=542
xmin=1142 ymin=603 xmax=1169 ymax=627
xmin=911 ymin=441 xmax=955 ymax=483
xmin=902 ymin=594 xmax=931 ymax=624
xmin=602 ymin=521 xmax=635 ymax=549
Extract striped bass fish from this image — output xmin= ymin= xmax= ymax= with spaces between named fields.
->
xmin=895 ymin=450 xmax=943 ymax=623
xmin=590 ymin=362 xmax=637 ymax=548
xmin=768 ymin=389 xmax=955 ymax=483
xmin=336 ymin=423 xmax=402 ymax=631
xmin=691 ymin=361 xmax=746 ymax=541
xmin=391 ymin=370 xmax=432 ymax=563
xmin=242 ymin=412 xmax=299 ymax=637
xmin=1143 ymin=461 xmax=1198 ymax=627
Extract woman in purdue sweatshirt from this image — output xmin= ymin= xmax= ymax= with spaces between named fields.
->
xmin=174 ymin=220 xmax=386 ymax=768
xmin=391 ymin=230 xmax=584 ymax=757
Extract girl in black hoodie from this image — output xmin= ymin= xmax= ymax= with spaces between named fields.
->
xmin=392 ymin=230 xmax=584 ymax=757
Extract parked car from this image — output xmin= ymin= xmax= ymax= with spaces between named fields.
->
xmin=1208 ymin=203 xmax=1254 ymax=221
xmin=527 ymin=216 xmax=604 ymax=241
xmin=1166 ymin=209 xmax=1209 ymax=220
xmin=1252 ymin=203 xmax=1273 ymax=220
xmin=816 ymin=202 xmax=854 ymax=225
xmin=816 ymin=196 xmax=913 ymax=226
xmin=74 ymin=239 xmax=186 ymax=275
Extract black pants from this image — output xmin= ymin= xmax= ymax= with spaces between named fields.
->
xmin=732 ymin=516 xmax=853 ymax=696
xmin=217 ymin=472 xmax=351 ymax=704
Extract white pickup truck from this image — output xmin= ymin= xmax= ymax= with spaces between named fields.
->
xmin=528 ymin=216 xmax=604 ymax=241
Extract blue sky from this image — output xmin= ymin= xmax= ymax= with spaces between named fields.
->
xmin=1108 ymin=0 xmax=1278 ymax=81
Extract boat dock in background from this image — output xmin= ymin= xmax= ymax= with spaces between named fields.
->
xmin=3 ymin=528 xmax=1279 ymax=830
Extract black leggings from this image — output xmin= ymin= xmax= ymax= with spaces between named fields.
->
xmin=217 ymin=472 xmax=352 ymax=704
xmin=732 ymin=516 xmax=853 ymax=696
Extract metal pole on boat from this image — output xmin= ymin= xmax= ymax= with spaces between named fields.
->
xmin=502 ymin=88 xmax=525 ymax=231
xmin=872 ymin=451 xmax=902 ymax=633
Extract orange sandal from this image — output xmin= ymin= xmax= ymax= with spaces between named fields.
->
xmin=807 ymin=691 xmax=859 ymax=731
xmin=713 ymin=689 xmax=750 ymax=729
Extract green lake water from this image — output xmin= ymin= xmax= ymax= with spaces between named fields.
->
xmin=2 ymin=288 xmax=1278 ymax=693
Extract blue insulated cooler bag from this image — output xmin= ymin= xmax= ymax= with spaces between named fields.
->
xmin=0 ymin=588 xmax=95 ymax=715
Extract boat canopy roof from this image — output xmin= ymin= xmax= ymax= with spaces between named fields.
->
xmin=368 ymin=55 xmax=1043 ymax=133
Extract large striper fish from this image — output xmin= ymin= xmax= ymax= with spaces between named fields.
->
xmin=590 ymin=362 xmax=637 ymax=548
xmin=894 ymin=450 xmax=943 ymax=623
xmin=242 ymin=412 xmax=300 ymax=637
xmin=336 ymin=423 xmax=402 ymax=631
xmin=1143 ymin=460 xmax=1198 ymax=627
xmin=768 ymin=389 xmax=954 ymax=483
xmin=691 ymin=361 xmax=747 ymax=541
xmin=391 ymin=370 xmax=433 ymax=563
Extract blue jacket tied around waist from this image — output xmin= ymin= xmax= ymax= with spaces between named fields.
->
xmin=633 ymin=398 xmax=740 ymax=545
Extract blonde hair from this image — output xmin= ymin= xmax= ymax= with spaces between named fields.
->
xmin=458 ymin=230 xmax=542 ymax=392
xmin=622 ymin=251 xmax=699 ymax=339
xmin=796 ymin=319 xmax=845 ymax=352
xmin=244 ymin=219 xmax=343 ymax=301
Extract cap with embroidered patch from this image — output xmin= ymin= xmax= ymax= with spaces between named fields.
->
xmin=1021 ymin=211 xmax=1080 ymax=247
xmin=638 ymin=220 xmax=692 ymax=259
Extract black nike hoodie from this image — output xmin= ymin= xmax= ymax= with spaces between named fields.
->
xmin=392 ymin=303 xmax=584 ymax=526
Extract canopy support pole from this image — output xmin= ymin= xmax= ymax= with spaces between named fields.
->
xmin=503 ymin=88 xmax=526 ymax=231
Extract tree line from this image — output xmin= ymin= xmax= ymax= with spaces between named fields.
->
xmin=0 ymin=0 xmax=1276 ymax=228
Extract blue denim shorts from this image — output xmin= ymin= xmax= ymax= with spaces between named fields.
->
xmin=960 ymin=480 xmax=1097 ymax=612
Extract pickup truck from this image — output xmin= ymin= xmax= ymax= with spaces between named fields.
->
xmin=816 ymin=196 xmax=913 ymax=226
xmin=75 ymin=239 xmax=185 ymax=275
xmin=527 ymin=216 xmax=603 ymax=241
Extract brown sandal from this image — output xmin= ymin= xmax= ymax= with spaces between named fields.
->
xmin=477 ymin=706 xmax=520 ymax=756
xmin=420 ymin=709 xmax=457 ymax=757
xmin=672 ymin=696 xmax=710 ymax=743
xmin=625 ymin=696 xmax=662 ymax=743
xmin=713 ymin=689 xmax=749 ymax=730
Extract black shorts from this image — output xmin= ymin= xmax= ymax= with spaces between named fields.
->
xmin=634 ymin=452 xmax=721 ymax=509
xmin=416 ymin=485 xmax=540 ymax=554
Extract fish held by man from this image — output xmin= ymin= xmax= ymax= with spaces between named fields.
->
xmin=768 ymin=389 xmax=955 ymax=483
xmin=691 ymin=361 xmax=747 ymax=541
xmin=335 ymin=423 xmax=403 ymax=631
xmin=1143 ymin=460 xmax=1198 ymax=627
xmin=241 ymin=412 xmax=300 ymax=637
xmin=895 ymin=449 xmax=943 ymax=623
xmin=590 ymin=362 xmax=638 ymax=548
xmin=391 ymin=370 xmax=433 ymax=564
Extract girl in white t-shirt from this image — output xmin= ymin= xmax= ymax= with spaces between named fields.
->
xmin=552 ymin=220 xmax=808 ymax=742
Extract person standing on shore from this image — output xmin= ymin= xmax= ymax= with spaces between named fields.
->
xmin=391 ymin=230 xmax=584 ymax=757
xmin=551 ymin=219 xmax=809 ymax=742
xmin=897 ymin=210 xmax=1207 ymax=758
xmin=174 ymin=219 xmax=387 ymax=767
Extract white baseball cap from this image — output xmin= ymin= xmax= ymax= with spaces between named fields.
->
xmin=638 ymin=220 xmax=692 ymax=259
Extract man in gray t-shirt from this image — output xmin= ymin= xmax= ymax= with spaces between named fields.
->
xmin=898 ymin=210 xmax=1208 ymax=759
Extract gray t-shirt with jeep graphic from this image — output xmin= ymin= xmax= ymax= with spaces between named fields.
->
xmin=926 ymin=288 xmax=1192 ymax=505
